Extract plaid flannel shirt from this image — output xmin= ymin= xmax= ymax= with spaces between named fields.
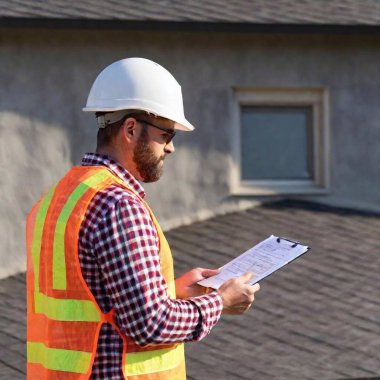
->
xmin=78 ymin=153 xmax=223 ymax=379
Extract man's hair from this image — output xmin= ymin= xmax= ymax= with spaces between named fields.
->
xmin=96 ymin=112 xmax=125 ymax=150
xmin=96 ymin=111 xmax=145 ymax=150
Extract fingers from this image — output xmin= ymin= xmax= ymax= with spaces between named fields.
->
xmin=201 ymin=268 xmax=220 ymax=278
xmin=239 ymin=273 xmax=260 ymax=294
xmin=226 ymin=281 xmax=260 ymax=315
xmin=238 ymin=272 xmax=254 ymax=283
xmin=244 ymin=282 xmax=259 ymax=302
xmin=217 ymin=271 xmax=261 ymax=315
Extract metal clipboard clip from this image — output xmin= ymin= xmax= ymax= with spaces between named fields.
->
xmin=276 ymin=236 xmax=300 ymax=248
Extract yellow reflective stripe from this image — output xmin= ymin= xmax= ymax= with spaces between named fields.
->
xmin=125 ymin=344 xmax=184 ymax=375
xmin=167 ymin=280 xmax=176 ymax=298
xmin=52 ymin=170 xmax=111 ymax=290
xmin=32 ymin=186 xmax=57 ymax=293
xmin=34 ymin=291 xmax=101 ymax=322
xmin=27 ymin=341 xmax=92 ymax=374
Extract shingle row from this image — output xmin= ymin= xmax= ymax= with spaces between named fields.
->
xmin=1 ymin=0 xmax=380 ymax=25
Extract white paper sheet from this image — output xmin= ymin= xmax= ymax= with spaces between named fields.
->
xmin=198 ymin=235 xmax=309 ymax=289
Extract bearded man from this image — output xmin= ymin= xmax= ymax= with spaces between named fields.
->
xmin=26 ymin=58 xmax=260 ymax=379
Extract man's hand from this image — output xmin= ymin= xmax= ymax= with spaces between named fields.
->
xmin=175 ymin=267 xmax=220 ymax=299
xmin=217 ymin=272 xmax=260 ymax=315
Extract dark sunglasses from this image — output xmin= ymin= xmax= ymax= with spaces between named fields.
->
xmin=135 ymin=119 xmax=176 ymax=144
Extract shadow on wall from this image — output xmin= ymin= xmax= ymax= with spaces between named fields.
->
xmin=0 ymin=111 xmax=73 ymax=278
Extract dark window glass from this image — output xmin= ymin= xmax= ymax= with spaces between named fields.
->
xmin=241 ymin=106 xmax=313 ymax=180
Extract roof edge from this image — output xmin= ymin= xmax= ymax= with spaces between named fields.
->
xmin=1 ymin=18 xmax=380 ymax=35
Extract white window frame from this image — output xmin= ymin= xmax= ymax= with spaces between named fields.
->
xmin=230 ymin=87 xmax=330 ymax=196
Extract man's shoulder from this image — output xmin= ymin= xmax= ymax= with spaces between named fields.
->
xmin=79 ymin=183 xmax=156 ymax=250
xmin=97 ymin=183 xmax=145 ymax=207
xmin=87 ymin=183 xmax=148 ymax=220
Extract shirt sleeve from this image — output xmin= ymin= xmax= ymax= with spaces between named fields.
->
xmin=91 ymin=193 xmax=223 ymax=346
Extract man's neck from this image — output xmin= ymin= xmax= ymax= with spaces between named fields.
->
xmin=96 ymin=146 xmax=141 ymax=181
xmin=96 ymin=147 xmax=119 ymax=163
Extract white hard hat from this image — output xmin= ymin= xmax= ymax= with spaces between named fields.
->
xmin=83 ymin=57 xmax=194 ymax=131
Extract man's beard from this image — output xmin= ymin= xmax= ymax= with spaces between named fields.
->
xmin=133 ymin=129 xmax=165 ymax=183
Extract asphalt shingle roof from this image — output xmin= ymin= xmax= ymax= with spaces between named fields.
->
xmin=1 ymin=0 xmax=380 ymax=26
xmin=1 ymin=199 xmax=380 ymax=379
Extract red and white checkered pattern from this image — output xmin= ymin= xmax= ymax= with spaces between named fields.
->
xmin=79 ymin=153 xmax=223 ymax=379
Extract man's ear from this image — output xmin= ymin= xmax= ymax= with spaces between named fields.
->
xmin=122 ymin=117 xmax=137 ymax=143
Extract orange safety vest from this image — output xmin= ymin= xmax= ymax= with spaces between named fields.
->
xmin=26 ymin=166 xmax=186 ymax=379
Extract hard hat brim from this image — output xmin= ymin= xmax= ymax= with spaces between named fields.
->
xmin=83 ymin=106 xmax=195 ymax=131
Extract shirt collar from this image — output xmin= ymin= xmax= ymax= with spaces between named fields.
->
xmin=81 ymin=152 xmax=145 ymax=198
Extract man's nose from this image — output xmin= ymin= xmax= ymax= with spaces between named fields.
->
xmin=164 ymin=140 xmax=175 ymax=154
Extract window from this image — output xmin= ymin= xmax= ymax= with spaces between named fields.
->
xmin=231 ymin=88 xmax=330 ymax=195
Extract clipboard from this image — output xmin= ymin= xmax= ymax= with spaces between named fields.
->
xmin=198 ymin=235 xmax=310 ymax=290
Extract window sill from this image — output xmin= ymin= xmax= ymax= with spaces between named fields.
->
xmin=231 ymin=180 xmax=330 ymax=196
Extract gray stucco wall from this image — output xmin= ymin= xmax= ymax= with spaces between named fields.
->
xmin=2 ymin=28 xmax=380 ymax=278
